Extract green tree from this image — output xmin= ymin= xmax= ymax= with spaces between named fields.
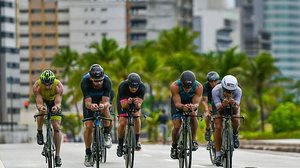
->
xmin=269 ymin=102 xmax=300 ymax=133
xmin=242 ymin=52 xmax=279 ymax=132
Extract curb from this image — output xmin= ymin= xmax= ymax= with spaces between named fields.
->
xmin=240 ymin=140 xmax=300 ymax=153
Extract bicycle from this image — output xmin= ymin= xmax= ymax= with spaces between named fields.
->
xmin=216 ymin=105 xmax=243 ymax=168
xmin=177 ymin=110 xmax=202 ymax=168
xmin=206 ymin=114 xmax=216 ymax=165
xmin=121 ymin=103 xmax=140 ymax=168
xmin=34 ymin=111 xmax=63 ymax=168
xmin=82 ymin=109 xmax=112 ymax=168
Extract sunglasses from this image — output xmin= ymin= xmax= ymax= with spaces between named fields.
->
xmin=92 ymin=79 xmax=103 ymax=83
xmin=129 ymin=84 xmax=139 ymax=89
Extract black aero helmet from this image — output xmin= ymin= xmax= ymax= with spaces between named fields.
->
xmin=180 ymin=70 xmax=196 ymax=88
xmin=206 ymin=71 xmax=220 ymax=82
xmin=127 ymin=72 xmax=141 ymax=88
xmin=40 ymin=70 xmax=55 ymax=84
xmin=89 ymin=64 xmax=104 ymax=79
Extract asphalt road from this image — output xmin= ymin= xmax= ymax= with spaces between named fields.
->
xmin=0 ymin=143 xmax=299 ymax=168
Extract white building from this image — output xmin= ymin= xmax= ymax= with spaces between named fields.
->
xmin=193 ymin=0 xmax=240 ymax=53
xmin=58 ymin=0 xmax=126 ymax=54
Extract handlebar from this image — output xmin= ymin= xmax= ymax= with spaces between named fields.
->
xmin=34 ymin=113 xmax=63 ymax=121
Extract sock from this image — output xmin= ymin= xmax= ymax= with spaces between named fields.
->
xmin=37 ymin=130 xmax=42 ymax=134
xmin=86 ymin=148 xmax=92 ymax=155
xmin=118 ymin=138 xmax=124 ymax=147
xmin=104 ymin=127 xmax=110 ymax=134
xmin=135 ymin=134 xmax=140 ymax=143
xmin=216 ymin=151 xmax=221 ymax=157
xmin=172 ymin=142 xmax=177 ymax=148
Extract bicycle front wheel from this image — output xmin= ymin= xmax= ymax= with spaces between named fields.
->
xmin=125 ymin=126 xmax=135 ymax=168
xmin=178 ymin=128 xmax=192 ymax=168
xmin=93 ymin=127 xmax=101 ymax=168
xmin=46 ymin=129 xmax=55 ymax=168
xmin=222 ymin=128 xmax=233 ymax=168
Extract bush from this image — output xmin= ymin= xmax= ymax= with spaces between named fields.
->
xmin=268 ymin=102 xmax=300 ymax=133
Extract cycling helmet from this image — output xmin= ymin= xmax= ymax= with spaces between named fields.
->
xmin=40 ymin=70 xmax=55 ymax=84
xmin=89 ymin=64 xmax=104 ymax=79
xmin=127 ymin=72 xmax=141 ymax=88
xmin=180 ymin=70 xmax=196 ymax=88
xmin=221 ymin=75 xmax=238 ymax=91
xmin=206 ymin=71 xmax=220 ymax=82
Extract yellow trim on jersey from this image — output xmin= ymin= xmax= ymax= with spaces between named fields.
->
xmin=37 ymin=79 xmax=59 ymax=101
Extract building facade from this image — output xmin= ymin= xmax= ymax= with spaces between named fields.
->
xmin=193 ymin=0 xmax=240 ymax=53
xmin=264 ymin=0 xmax=300 ymax=78
xmin=0 ymin=0 xmax=20 ymax=123
xmin=236 ymin=0 xmax=271 ymax=57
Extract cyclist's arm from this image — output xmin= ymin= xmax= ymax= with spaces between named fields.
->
xmin=170 ymin=82 xmax=184 ymax=110
xmin=54 ymin=80 xmax=64 ymax=109
xmin=191 ymin=83 xmax=203 ymax=111
xmin=212 ymin=87 xmax=225 ymax=112
xmin=33 ymin=81 xmax=44 ymax=111
xmin=101 ymin=96 xmax=110 ymax=109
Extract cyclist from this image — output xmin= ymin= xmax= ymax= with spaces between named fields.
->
xmin=33 ymin=70 xmax=64 ymax=167
xmin=81 ymin=64 xmax=112 ymax=167
xmin=116 ymin=72 xmax=146 ymax=157
xmin=170 ymin=70 xmax=203 ymax=159
xmin=202 ymin=71 xmax=220 ymax=141
xmin=212 ymin=75 xmax=242 ymax=166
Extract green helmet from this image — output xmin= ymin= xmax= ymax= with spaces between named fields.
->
xmin=40 ymin=70 xmax=55 ymax=84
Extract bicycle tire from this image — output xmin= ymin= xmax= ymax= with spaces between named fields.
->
xmin=178 ymin=127 xmax=192 ymax=168
xmin=47 ymin=128 xmax=55 ymax=168
xmin=125 ymin=126 xmax=135 ymax=168
xmin=94 ymin=126 xmax=101 ymax=168
xmin=208 ymin=140 xmax=216 ymax=165
xmin=99 ymin=127 xmax=106 ymax=163
xmin=222 ymin=127 xmax=233 ymax=168
xmin=100 ymin=147 xmax=107 ymax=163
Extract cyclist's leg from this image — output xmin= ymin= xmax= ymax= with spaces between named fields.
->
xmin=204 ymin=106 xmax=212 ymax=141
xmin=101 ymin=106 xmax=113 ymax=148
xmin=133 ymin=110 xmax=141 ymax=150
xmin=117 ymin=114 xmax=127 ymax=157
xmin=83 ymin=109 xmax=94 ymax=166
xmin=190 ymin=110 xmax=199 ymax=150
xmin=214 ymin=113 xmax=223 ymax=166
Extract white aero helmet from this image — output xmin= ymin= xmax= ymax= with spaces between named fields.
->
xmin=221 ymin=75 xmax=238 ymax=91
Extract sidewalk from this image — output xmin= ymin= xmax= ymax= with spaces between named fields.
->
xmin=240 ymin=139 xmax=300 ymax=153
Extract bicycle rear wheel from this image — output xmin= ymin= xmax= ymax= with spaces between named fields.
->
xmin=125 ymin=126 xmax=135 ymax=168
xmin=222 ymin=128 xmax=233 ymax=168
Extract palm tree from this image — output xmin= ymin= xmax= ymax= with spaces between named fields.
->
xmin=242 ymin=52 xmax=280 ymax=132
xmin=157 ymin=26 xmax=199 ymax=55
xmin=52 ymin=47 xmax=79 ymax=78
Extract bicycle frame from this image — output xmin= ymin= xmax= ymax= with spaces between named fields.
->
xmin=34 ymin=112 xmax=63 ymax=168
xmin=82 ymin=111 xmax=112 ymax=168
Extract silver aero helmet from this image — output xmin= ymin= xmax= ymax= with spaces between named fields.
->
xmin=221 ymin=75 xmax=238 ymax=91
xmin=206 ymin=71 xmax=220 ymax=82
